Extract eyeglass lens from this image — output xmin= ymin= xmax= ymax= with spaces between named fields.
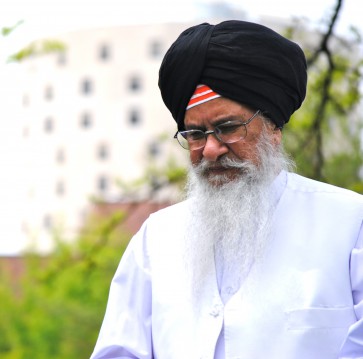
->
xmin=177 ymin=122 xmax=248 ymax=150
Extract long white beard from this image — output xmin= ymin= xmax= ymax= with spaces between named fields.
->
xmin=183 ymin=131 xmax=294 ymax=304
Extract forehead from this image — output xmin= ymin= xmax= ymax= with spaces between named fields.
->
xmin=184 ymin=97 xmax=255 ymax=128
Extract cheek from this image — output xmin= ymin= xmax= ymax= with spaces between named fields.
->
xmin=189 ymin=149 xmax=203 ymax=166
xmin=229 ymin=141 xmax=257 ymax=162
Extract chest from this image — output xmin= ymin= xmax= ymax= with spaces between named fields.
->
xmin=146 ymin=193 xmax=360 ymax=358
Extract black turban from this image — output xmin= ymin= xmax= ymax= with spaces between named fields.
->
xmin=158 ymin=20 xmax=307 ymax=131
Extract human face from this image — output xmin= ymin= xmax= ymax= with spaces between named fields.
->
xmin=184 ymin=97 xmax=282 ymax=184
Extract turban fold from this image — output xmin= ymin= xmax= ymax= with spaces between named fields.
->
xmin=158 ymin=20 xmax=307 ymax=131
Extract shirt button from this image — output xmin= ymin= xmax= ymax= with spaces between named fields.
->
xmin=226 ymin=286 xmax=235 ymax=294
xmin=209 ymin=304 xmax=223 ymax=317
xmin=209 ymin=309 xmax=219 ymax=317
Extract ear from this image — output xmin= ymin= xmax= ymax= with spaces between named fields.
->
xmin=272 ymin=127 xmax=282 ymax=145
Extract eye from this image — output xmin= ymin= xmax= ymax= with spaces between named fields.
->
xmin=217 ymin=121 xmax=243 ymax=134
xmin=186 ymin=130 xmax=204 ymax=141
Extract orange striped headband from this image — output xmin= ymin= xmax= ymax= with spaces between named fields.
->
xmin=186 ymin=84 xmax=221 ymax=110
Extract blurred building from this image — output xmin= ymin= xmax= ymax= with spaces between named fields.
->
xmin=6 ymin=13 xmax=362 ymax=255
xmin=17 ymin=22 xmax=195 ymax=253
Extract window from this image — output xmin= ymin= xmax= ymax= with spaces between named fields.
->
xmin=22 ymin=94 xmax=29 ymax=107
xmin=148 ymin=142 xmax=160 ymax=157
xmin=99 ymin=43 xmax=111 ymax=61
xmin=97 ymin=143 xmax=109 ymax=160
xmin=80 ymin=112 xmax=92 ymax=129
xmin=97 ymin=175 xmax=108 ymax=193
xmin=44 ymin=85 xmax=53 ymax=100
xmin=21 ymin=221 xmax=29 ymax=234
xmin=56 ymin=148 xmax=65 ymax=164
xmin=129 ymin=109 xmax=141 ymax=126
xmin=129 ymin=76 xmax=142 ymax=91
xmin=43 ymin=214 xmax=53 ymax=230
xmin=81 ymin=78 xmax=93 ymax=95
xmin=57 ymin=52 xmax=67 ymax=66
xmin=23 ymin=127 xmax=29 ymax=138
xmin=44 ymin=117 xmax=54 ymax=133
xmin=150 ymin=40 xmax=163 ymax=58
xmin=56 ymin=180 xmax=65 ymax=196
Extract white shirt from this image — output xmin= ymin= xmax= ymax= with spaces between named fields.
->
xmin=90 ymin=171 xmax=363 ymax=359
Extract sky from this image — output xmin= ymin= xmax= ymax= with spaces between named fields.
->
xmin=0 ymin=0 xmax=362 ymax=53
xmin=0 ymin=0 xmax=362 ymax=255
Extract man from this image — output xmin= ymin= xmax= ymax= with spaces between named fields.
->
xmin=90 ymin=20 xmax=363 ymax=358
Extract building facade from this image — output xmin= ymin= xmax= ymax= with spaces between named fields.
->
xmin=18 ymin=23 xmax=192 ymax=252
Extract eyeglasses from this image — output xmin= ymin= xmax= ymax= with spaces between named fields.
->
xmin=174 ymin=110 xmax=261 ymax=150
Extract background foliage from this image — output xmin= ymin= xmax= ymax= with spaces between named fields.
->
xmin=283 ymin=0 xmax=363 ymax=191
xmin=0 ymin=212 xmax=128 ymax=358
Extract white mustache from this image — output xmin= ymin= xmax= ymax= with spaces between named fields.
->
xmin=195 ymin=157 xmax=254 ymax=174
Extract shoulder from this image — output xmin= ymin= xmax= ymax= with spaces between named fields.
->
xmin=147 ymin=200 xmax=190 ymax=225
xmin=133 ymin=200 xmax=191 ymax=232
xmin=287 ymin=172 xmax=362 ymax=196
xmin=135 ymin=201 xmax=190 ymax=258
xmin=285 ymin=172 xmax=363 ymax=206
xmin=125 ymin=200 xmax=190 ymax=256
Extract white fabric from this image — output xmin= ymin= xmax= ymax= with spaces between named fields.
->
xmin=90 ymin=171 xmax=363 ymax=359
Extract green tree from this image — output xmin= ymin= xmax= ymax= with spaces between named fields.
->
xmin=0 ymin=211 xmax=129 ymax=359
xmin=283 ymin=0 xmax=363 ymax=192
xmin=1 ymin=20 xmax=66 ymax=62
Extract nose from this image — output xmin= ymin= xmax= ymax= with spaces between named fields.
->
xmin=202 ymin=133 xmax=229 ymax=162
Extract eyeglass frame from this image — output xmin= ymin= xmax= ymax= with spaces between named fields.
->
xmin=174 ymin=109 xmax=261 ymax=150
